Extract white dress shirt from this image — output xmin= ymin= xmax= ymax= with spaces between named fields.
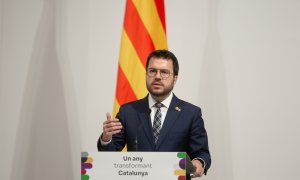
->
xmin=148 ymin=92 xmax=173 ymax=128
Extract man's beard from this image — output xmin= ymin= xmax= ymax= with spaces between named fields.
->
xmin=146 ymin=83 xmax=174 ymax=98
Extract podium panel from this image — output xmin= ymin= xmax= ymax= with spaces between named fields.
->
xmin=81 ymin=152 xmax=186 ymax=180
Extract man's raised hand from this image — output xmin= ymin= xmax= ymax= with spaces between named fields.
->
xmin=101 ymin=113 xmax=123 ymax=142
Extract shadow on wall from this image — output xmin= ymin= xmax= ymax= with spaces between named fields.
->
xmin=199 ymin=0 xmax=234 ymax=180
xmin=11 ymin=1 xmax=75 ymax=180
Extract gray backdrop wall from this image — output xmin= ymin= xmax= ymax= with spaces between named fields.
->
xmin=1 ymin=0 xmax=299 ymax=180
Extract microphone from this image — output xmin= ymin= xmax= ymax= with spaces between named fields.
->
xmin=133 ymin=108 xmax=151 ymax=151
xmin=186 ymin=154 xmax=196 ymax=174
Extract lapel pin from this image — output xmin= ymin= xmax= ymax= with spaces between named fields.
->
xmin=175 ymin=107 xmax=181 ymax=112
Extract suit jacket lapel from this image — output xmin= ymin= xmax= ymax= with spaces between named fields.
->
xmin=156 ymin=95 xmax=183 ymax=149
xmin=136 ymin=96 xmax=155 ymax=149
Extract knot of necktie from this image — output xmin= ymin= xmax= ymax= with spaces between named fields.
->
xmin=155 ymin=102 xmax=163 ymax=109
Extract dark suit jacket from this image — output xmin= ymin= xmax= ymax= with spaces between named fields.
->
xmin=98 ymin=94 xmax=211 ymax=174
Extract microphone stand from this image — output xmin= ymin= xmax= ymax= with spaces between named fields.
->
xmin=133 ymin=108 xmax=151 ymax=151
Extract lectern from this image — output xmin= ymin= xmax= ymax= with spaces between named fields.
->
xmin=81 ymin=152 xmax=193 ymax=180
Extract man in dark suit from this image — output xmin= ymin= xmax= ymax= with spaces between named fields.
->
xmin=98 ymin=50 xmax=211 ymax=178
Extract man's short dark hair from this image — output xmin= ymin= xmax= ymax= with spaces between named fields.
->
xmin=146 ymin=49 xmax=179 ymax=76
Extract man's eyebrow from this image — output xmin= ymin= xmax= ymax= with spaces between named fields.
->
xmin=148 ymin=68 xmax=169 ymax=70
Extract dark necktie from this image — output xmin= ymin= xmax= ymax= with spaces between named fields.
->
xmin=153 ymin=102 xmax=163 ymax=144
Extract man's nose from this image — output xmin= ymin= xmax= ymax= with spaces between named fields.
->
xmin=155 ymin=71 xmax=162 ymax=79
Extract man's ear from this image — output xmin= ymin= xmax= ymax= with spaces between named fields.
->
xmin=173 ymin=75 xmax=178 ymax=84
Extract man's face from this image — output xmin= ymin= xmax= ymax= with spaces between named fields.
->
xmin=146 ymin=57 xmax=177 ymax=99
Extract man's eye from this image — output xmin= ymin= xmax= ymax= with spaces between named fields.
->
xmin=149 ymin=69 xmax=156 ymax=73
xmin=161 ymin=70 xmax=169 ymax=75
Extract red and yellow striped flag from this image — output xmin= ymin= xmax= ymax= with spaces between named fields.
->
xmin=113 ymin=0 xmax=167 ymax=117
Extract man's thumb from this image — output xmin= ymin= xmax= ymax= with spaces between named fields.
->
xmin=106 ymin=112 xmax=112 ymax=121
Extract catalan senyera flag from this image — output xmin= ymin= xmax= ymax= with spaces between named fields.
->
xmin=113 ymin=0 xmax=167 ymax=117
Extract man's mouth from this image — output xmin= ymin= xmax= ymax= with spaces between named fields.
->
xmin=151 ymin=82 xmax=163 ymax=89
xmin=152 ymin=82 xmax=163 ymax=86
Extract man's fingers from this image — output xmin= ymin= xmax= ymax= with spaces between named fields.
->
xmin=190 ymin=161 xmax=204 ymax=178
xmin=103 ymin=120 xmax=123 ymax=136
xmin=104 ymin=128 xmax=122 ymax=136
xmin=101 ymin=114 xmax=121 ymax=142
xmin=191 ymin=168 xmax=204 ymax=178
xmin=103 ymin=123 xmax=123 ymax=131
xmin=103 ymin=121 xmax=122 ymax=128
xmin=191 ymin=173 xmax=203 ymax=178
xmin=102 ymin=113 xmax=122 ymax=139
xmin=110 ymin=129 xmax=122 ymax=135
xmin=104 ymin=129 xmax=121 ymax=135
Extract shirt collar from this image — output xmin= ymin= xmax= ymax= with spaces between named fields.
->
xmin=148 ymin=92 xmax=173 ymax=109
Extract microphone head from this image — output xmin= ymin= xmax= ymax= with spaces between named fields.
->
xmin=147 ymin=108 xmax=152 ymax=114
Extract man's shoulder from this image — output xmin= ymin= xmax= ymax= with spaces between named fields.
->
xmin=174 ymin=96 xmax=201 ymax=111
xmin=120 ymin=97 xmax=147 ymax=109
